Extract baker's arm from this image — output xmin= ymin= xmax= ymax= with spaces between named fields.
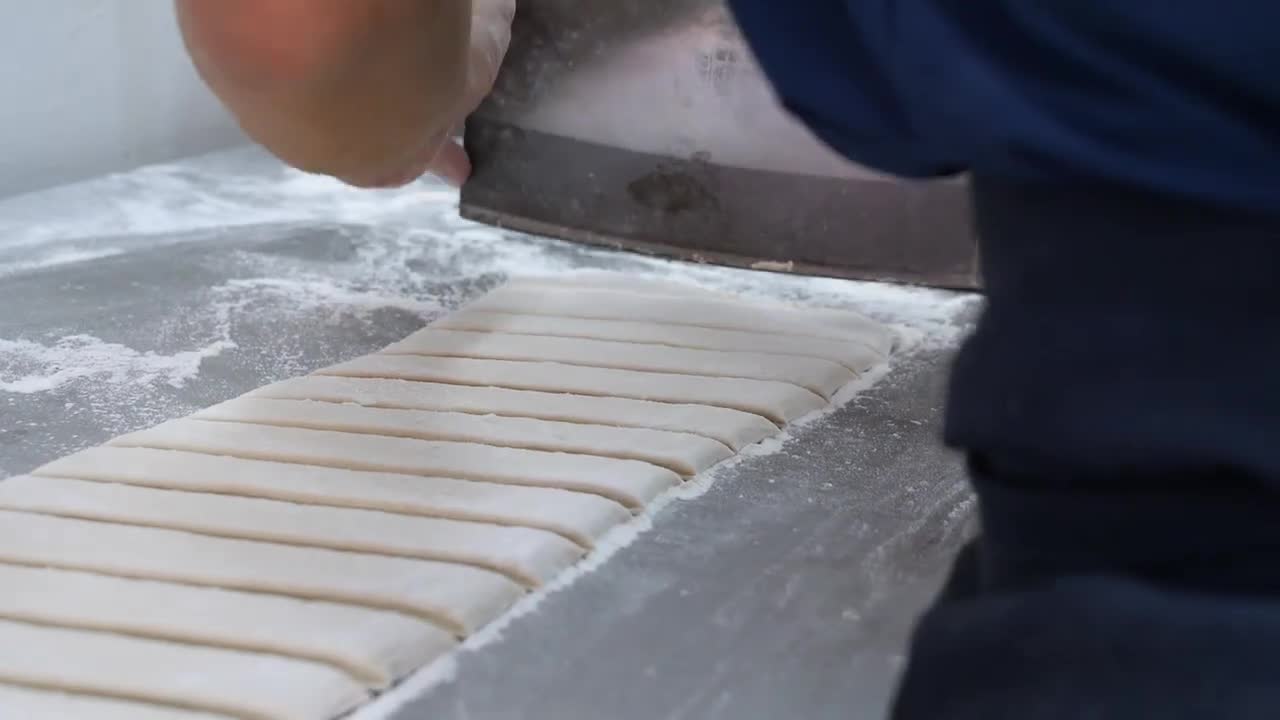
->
xmin=176 ymin=0 xmax=476 ymax=187
xmin=727 ymin=0 xmax=965 ymax=179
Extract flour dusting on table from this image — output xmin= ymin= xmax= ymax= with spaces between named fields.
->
xmin=0 ymin=147 xmax=981 ymax=712
xmin=0 ymin=335 xmax=235 ymax=395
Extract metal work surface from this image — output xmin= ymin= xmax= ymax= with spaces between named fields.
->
xmin=0 ymin=148 xmax=978 ymax=720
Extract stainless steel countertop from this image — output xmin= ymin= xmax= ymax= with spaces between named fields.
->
xmin=0 ymin=147 xmax=979 ymax=720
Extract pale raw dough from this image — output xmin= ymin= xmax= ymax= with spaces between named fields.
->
xmin=0 ymin=620 xmax=367 ymax=720
xmin=434 ymin=309 xmax=885 ymax=371
xmin=0 ymin=510 xmax=520 ymax=636
xmin=469 ymin=283 xmax=896 ymax=354
xmin=0 ymin=273 xmax=895 ymax=719
xmin=109 ymin=419 xmax=683 ymax=509
xmin=383 ymin=329 xmax=854 ymax=398
xmin=0 ymin=564 xmax=454 ymax=688
xmin=507 ymin=274 xmax=733 ymax=299
xmin=0 ymin=477 xmax=581 ymax=588
xmin=249 ymin=375 xmax=779 ymax=450
xmin=321 ymin=355 xmax=824 ymax=423
xmin=35 ymin=447 xmax=628 ymax=548
xmin=195 ymin=398 xmax=732 ymax=476
xmin=0 ymin=685 xmax=230 ymax=720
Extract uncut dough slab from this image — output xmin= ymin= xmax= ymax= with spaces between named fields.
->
xmin=0 ymin=477 xmax=580 ymax=588
xmin=0 ymin=564 xmax=454 ymax=688
xmin=35 ymin=446 xmax=629 ymax=548
xmin=469 ymin=283 xmax=896 ymax=354
xmin=384 ymin=329 xmax=853 ymax=399
xmin=0 ymin=510 xmax=520 ymax=636
xmin=435 ymin=310 xmax=886 ymax=371
xmin=0 ymin=620 xmax=366 ymax=720
xmin=196 ymin=398 xmax=731 ymax=476
xmin=321 ymin=355 xmax=822 ymax=423
xmin=0 ymin=685 xmax=228 ymax=720
xmin=110 ymin=419 xmax=682 ymax=510
xmin=248 ymin=375 xmax=778 ymax=450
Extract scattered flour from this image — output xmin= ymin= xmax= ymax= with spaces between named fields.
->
xmin=0 ymin=156 xmax=449 ymax=257
xmin=0 ymin=246 xmax=126 ymax=278
xmin=1 ymin=145 xmax=981 ymax=716
xmin=0 ymin=144 xmax=979 ymax=348
xmin=219 ymin=277 xmax=443 ymax=318
xmin=0 ymin=335 xmax=235 ymax=394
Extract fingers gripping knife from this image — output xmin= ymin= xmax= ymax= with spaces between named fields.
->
xmin=459 ymin=0 xmax=980 ymax=289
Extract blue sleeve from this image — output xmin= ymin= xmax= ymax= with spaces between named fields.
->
xmin=727 ymin=2 xmax=1280 ymax=213
xmin=726 ymin=0 xmax=967 ymax=178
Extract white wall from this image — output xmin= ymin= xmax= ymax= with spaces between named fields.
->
xmin=0 ymin=1 xmax=247 ymax=197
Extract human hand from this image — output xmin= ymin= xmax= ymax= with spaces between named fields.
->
xmin=367 ymin=0 xmax=516 ymax=188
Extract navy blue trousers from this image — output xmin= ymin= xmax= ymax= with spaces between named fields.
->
xmin=891 ymin=178 xmax=1280 ymax=719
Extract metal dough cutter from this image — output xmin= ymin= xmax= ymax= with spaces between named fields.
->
xmin=460 ymin=0 xmax=979 ymax=289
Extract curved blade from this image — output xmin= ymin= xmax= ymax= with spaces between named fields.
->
xmin=461 ymin=0 xmax=979 ymax=289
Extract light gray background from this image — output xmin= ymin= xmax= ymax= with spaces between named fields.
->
xmin=0 ymin=1 xmax=245 ymax=197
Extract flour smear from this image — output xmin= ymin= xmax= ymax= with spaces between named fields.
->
xmin=1 ymin=146 xmax=976 ymax=406
xmin=0 ymin=335 xmax=235 ymax=395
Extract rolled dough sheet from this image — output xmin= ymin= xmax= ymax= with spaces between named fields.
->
xmin=434 ymin=310 xmax=885 ymax=371
xmin=0 ymin=684 xmax=231 ymax=720
xmin=109 ymin=419 xmax=682 ymax=510
xmin=0 ymin=510 xmax=521 ymax=636
xmin=35 ymin=447 xmax=629 ymax=548
xmin=0 ymin=564 xmax=455 ymax=688
xmin=0 ymin=620 xmax=367 ymax=720
xmin=248 ymin=375 xmax=779 ymax=450
xmin=195 ymin=398 xmax=731 ymax=476
xmin=0 ymin=477 xmax=581 ymax=588
xmin=320 ymin=355 xmax=823 ymax=423
xmin=0 ymin=273 xmax=896 ymax=719
xmin=468 ymin=284 xmax=896 ymax=354
xmin=383 ymin=329 xmax=854 ymax=399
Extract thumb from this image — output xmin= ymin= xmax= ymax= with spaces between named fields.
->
xmin=428 ymin=139 xmax=472 ymax=187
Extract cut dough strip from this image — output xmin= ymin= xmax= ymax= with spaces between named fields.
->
xmin=0 ymin=619 xmax=367 ymax=720
xmin=469 ymin=283 xmax=896 ymax=354
xmin=0 ymin=510 xmax=522 ymax=637
xmin=506 ymin=274 xmax=726 ymax=299
xmin=0 ymin=274 xmax=896 ymax=720
xmin=108 ymin=419 xmax=682 ymax=510
xmin=434 ymin=309 xmax=886 ymax=370
xmin=195 ymin=398 xmax=731 ymax=476
xmin=0 ymin=477 xmax=582 ymax=588
xmin=0 ymin=564 xmax=454 ymax=689
xmin=320 ymin=355 xmax=822 ymax=423
xmin=248 ymin=375 xmax=778 ymax=450
xmin=383 ymin=329 xmax=854 ymax=399
xmin=35 ymin=446 xmax=628 ymax=548
xmin=0 ymin=684 xmax=229 ymax=720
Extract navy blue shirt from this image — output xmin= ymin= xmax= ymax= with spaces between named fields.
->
xmin=726 ymin=5 xmax=1280 ymax=718
xmin=728 ymin=2 xmax=1280 ymax=214
xmin=727 ymin=0 xmax=1280 ymax=478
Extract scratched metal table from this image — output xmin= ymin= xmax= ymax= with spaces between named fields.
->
xmin=0 ymin=148 xmax=978 ymax=720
